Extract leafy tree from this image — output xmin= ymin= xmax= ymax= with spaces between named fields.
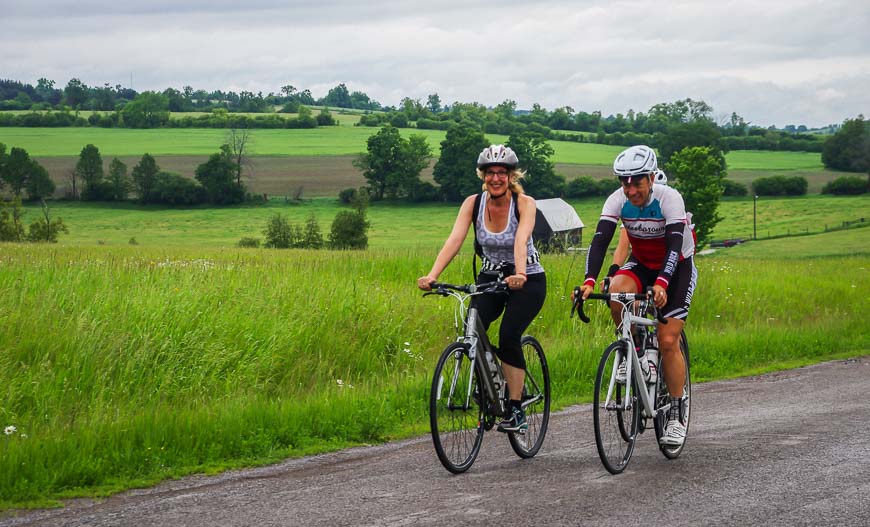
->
xmin=507 ymin=131 xmax=565 ymax=198
xmin=195 ymin=144 xmax=245 ymax=204
xmin=63 ymin=78 xmax=88 ymax=108
xmin=25 ymin=162 xmax=55 ymax=200
xmin=3 ymin=147 xmax=35 ymax=196
xmin=75 ymin=144 xmax=104 ymax=199
xmin=354 ymin=125 xmax=432 ymax=200
xmin=427 ymin=93 xmax=442 ymax=113
xmin=654 ymin=118 xmax=724 ymax=167
xmin=121 ymin=92 xmax=170 ymax=128
xmin=107 ymin=157 xmax=131 ymax=200
xmin=322 ymin=83 xmax=352 ymax=108
xmin=665 ymin=146 xmax=725 ymax=249
xmin=647 ymin=98 xmax=714 ymax=124
xmin=432 ymin=122 xmax=490 ymax=201
xmin=822 ymin=116 xmax=870 ymax=174
xmin=132 ymin=153 xmax=160 ymax=202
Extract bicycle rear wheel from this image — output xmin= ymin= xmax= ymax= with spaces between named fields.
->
xmin=430 ymin=342 xmax=485 ymax=474
xmin=508 ymin=336 xmax=551 ymax=458
xmin=593 ymin=341 xmax=639 ymax=474
xmin=654 ymin=331 xmax=691 ymax=459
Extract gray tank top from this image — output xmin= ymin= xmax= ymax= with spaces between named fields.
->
xmin=476 ymin=192 xmax=544 ymax=275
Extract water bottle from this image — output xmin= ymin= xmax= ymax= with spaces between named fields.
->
xmin=645 ymin=346 xmax=659 ymax=385
xmin=486 ymin=351 xmax=500 ymax=388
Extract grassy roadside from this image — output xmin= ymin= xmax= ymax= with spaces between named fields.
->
xmin=0 ymin=235 xmax=867 ymax=509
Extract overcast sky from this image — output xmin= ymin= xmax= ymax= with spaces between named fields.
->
xmin=2 ymin=0 xmax=868 ymax=128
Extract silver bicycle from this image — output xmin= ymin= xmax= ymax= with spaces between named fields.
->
xmin=572 ymin=285 xmax=691 ymax=474
xmin=426 ymin=281 xmax=551 ymax=474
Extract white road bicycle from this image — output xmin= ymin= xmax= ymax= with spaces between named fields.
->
xmin=572 ymin=285 xmax=691 ymax=474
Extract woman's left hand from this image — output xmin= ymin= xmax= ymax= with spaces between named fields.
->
xmin=506 ymin=273 xmax=527 ymax=290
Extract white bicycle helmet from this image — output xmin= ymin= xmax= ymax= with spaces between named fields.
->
xmin=613 ymin=145 xmax=657 ymax=181
xmin=654 ymin=169 xmax=668 ymax=185
xmin=477 ymin=145 xmax=519 ymax=169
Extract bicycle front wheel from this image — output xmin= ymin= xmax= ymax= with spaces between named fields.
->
xmin=508 ymin=336 xmax=551 ymax=458
xmin=430 ymin=342 xmax=485 ymax=474
xmin=654 ymin=331 xmax=691 ymax=459
xmin=593 ymin=341 xmax=639 ymax=474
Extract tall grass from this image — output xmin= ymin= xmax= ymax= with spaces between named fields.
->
xmin=1 ymin=242 xmax=867 ymax=507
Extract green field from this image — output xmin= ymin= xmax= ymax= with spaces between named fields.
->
xmin=16 ymin=194 xmax=869 ymax=249
xmin=0 ymin=126 xmax=822 ymax=169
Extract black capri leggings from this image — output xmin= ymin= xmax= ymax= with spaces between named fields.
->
xmin=471 ymin=272 xmax=546 ymax=369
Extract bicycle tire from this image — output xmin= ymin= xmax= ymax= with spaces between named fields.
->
xmin=593 ymin=341 xmax=639 ymax=474
xmin=508 ymin=336 xmax=551 ymax=458
xmin=429 ymin=342 xmax=485 ymax=474
xmin=654 ymin=331 xmax=691 ymax=459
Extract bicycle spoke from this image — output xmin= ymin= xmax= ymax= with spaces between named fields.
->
xmin=430 ymin=343 xmax=484 ymax=473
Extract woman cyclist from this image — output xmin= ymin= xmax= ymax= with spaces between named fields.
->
xmin=417 ymin=145 xmax=546 ymax=433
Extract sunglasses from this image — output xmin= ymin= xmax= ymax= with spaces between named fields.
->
xmin=485 ymin=169 xmax=510 ymax=178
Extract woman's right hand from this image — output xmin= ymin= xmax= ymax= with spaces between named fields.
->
xmin=417 ymin=276 xmax=436 ymax=291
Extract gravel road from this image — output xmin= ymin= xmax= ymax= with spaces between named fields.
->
xmin=4 ymin=357 xmax=869 ymax=527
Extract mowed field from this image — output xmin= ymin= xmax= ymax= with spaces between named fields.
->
xmin=0 ymin=125 xmax=840 ymax=197
xmin=15 ymin=194 xmax=870 ymax=248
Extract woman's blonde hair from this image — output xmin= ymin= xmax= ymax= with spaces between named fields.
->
xmin=477 ymin=167 xmax=526 ymax=195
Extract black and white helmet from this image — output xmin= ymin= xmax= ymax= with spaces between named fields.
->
xmin=613 ymin=145 xmax=657 ymax=180
xmin=477 ymin=145 xmax=519 ymax=169
xmin=654 ymin=169 xmax=668 ymax=185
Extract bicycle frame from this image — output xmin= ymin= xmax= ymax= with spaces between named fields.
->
xmin=605 ymin=296 xmax=658 ymax=419
xmin=434 ymin=284 xmax=507 ymax=417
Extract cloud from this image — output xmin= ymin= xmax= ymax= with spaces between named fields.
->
xmin=1 ymin=0 xmax=867 ymax=127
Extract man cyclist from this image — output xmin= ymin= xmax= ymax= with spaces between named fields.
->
xmin=578 ymin=145 xmax=697 ymax=446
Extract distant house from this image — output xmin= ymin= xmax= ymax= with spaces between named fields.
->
xmin=533 ymin=198 xmax=585 ymax=252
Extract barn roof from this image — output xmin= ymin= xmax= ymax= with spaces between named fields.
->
xmin=535 ymin=198 xmax=584 ymax=232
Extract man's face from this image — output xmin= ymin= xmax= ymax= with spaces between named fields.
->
xmin=620 ymin=174 xmax=653 ymax=206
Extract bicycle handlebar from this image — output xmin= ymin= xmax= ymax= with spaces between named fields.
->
xmin=571 ymin=286 xmax=668 ymax=325
xmin=423 ymin=280 xmax=508 ymax=297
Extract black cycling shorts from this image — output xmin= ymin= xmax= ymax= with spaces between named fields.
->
xmin=616 ymin=256 xmax=697 ymax=320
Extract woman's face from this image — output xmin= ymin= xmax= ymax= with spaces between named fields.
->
xmin=483 ymin=166 xmax=511 ymax=197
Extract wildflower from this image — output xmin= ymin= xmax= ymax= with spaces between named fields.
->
xmin=4 ymin=425 xmax=16 ymax=436
xmin=336 ymin=379 xmax=354 ymax=389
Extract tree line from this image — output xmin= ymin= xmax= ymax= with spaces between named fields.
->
xmin=0 ymin=77 xmax=835 ymax=153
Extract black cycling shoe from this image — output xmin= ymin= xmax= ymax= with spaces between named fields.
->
xmin=497 ymin=405 xmax=528 ymax=434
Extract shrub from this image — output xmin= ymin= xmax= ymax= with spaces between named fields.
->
xmin=237 ymin=236 xmax=261 ymax=248
xmin=328 ymin=210 xmax=369 ymax=250
xmin=149 ymin=172 xmax=206 ymax=205
xmin=263 ymin=213 xmax=295 ymax=248
xmin=301 ymin=215 xmax=324 ymax=249
xmin=566 ymin=176 xmax=611 ymax=198
xmin=752 ymin=175 xmax=808 ymax=196
xmin=821 ymin=175 xmax=868 ymax=195
xmin=338 ymin=187 xmax=358 ymax=204
xmin=722 ymin=179 xmax=748 ymax=196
